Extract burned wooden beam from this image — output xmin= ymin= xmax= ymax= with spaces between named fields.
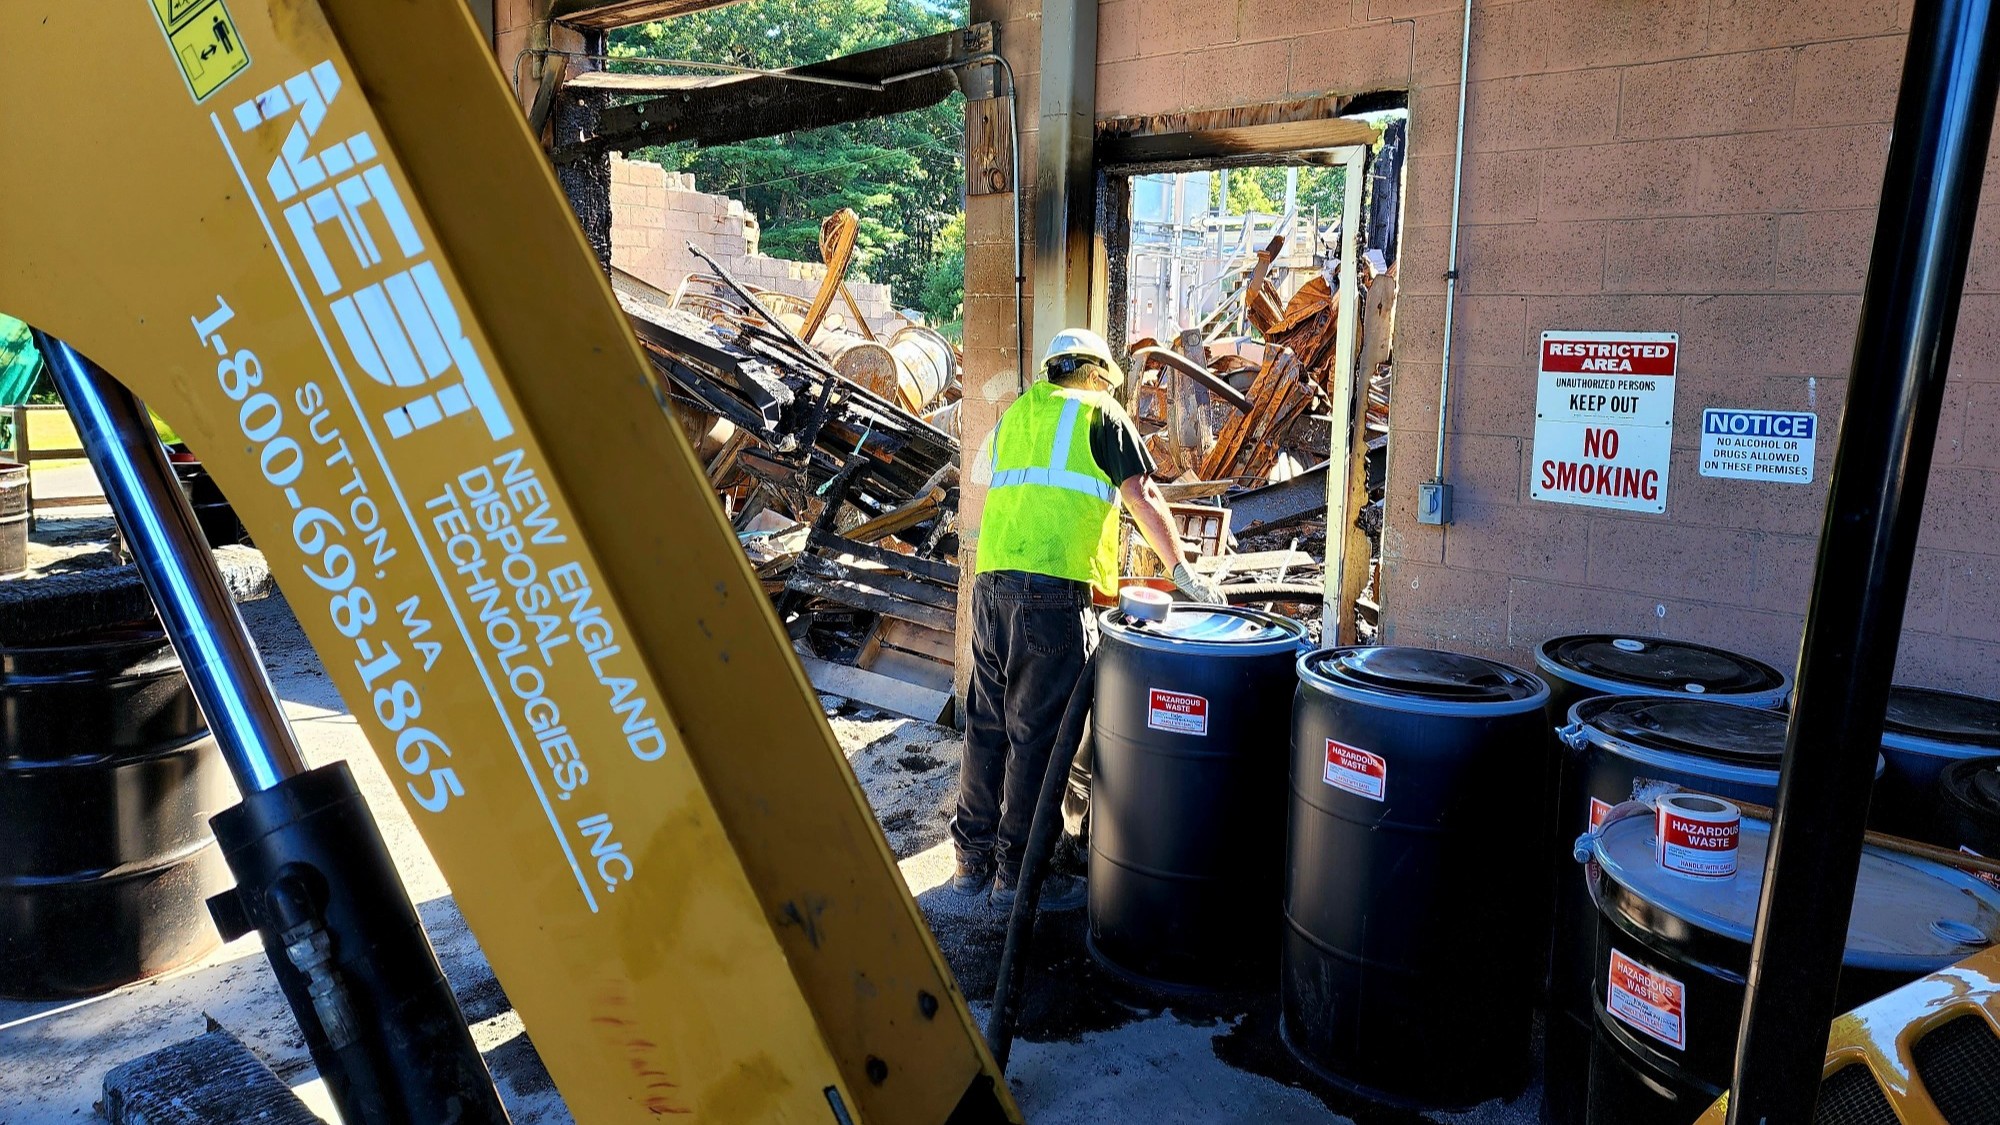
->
xmin=807 ymin=530 xmax=958 ymax=586
xmin=786 ymin=556 xmax=955 ymax=633
xmin=792 ymin=555 xmax=955 ymax=612
xmin=556 ymin=25 xmax=994 ymax=162
xmin=846 ymin=491 xmax=944 ymax=544
xmin=1096 ymin=116 xmax=1380 ymax=169
xmin=1225 ymin=462 xmax=1330 ymax=533
xmin=553 ymin=0 xmax=748 ymax=30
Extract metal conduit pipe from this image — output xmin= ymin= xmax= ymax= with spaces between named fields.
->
xmin=34 ymin=334 xmax=306 ymax=793
xmin=1726 ymin=0 xmax=2000 ymax=1119
xmin=1426 ymin=0 xmax=1475 ymax=523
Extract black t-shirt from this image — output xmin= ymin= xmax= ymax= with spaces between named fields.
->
xmin=1089 ymin=402 xmax=1155 ymax=488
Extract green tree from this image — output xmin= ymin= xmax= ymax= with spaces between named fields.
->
xmin=917 ymin=211 xmax=965 ymax=339
xmin=608 ymin=0 xmax=967 ymax=309
xmin=1212 ymin=165 xmax=1347 ymax=218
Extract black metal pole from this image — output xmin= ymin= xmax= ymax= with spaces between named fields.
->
xmin=1728 ymin=2 xmax=2000 ymax=1122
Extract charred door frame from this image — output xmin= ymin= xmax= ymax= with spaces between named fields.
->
xmin=1090 ymin=100 xmax=1382 ymax=637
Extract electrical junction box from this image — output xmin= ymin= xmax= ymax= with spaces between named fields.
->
xmin=1417 ymin=481 xmax=1453 ymax=526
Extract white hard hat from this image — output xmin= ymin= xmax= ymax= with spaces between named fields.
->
xmin=1042 ymin=327 xmax=1124 ymax=388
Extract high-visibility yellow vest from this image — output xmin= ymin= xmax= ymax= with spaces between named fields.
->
xmin=976 ymin=381 xmax=1124 ymax=595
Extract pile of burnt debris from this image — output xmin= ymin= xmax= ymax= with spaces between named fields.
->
xmin=1117 ymin=233 xmax=1397 ymax=646
xmin=619 ymin=216 xmax=1395 ymax=717
xmin=617 ymin=212 xmax=968 ymax=720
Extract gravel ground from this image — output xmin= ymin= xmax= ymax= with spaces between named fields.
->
xmin=0 ymin=549 xmax=1543 ymax=1125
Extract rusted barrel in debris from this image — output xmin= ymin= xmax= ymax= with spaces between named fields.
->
xmin=817 ymin=329 xmax=901 ymax=402
xmin=922 ymin=400 xmax=960 ymax=440
xmin=889 ymin=325 xmax=956 ymax=413
xmin=0 ymin=627 xmax=236 ymax=997
xmin=0 ymin=460 xmax=26 ymax=578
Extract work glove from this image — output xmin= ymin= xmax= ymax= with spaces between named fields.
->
xmin=1171 ymin=563 xmax=1225 ymax=605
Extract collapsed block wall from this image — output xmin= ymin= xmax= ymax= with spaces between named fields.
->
xmin=609 ymin=157 xmax=898 ymax=328
xmin=961 ymin=0 xmax=2000 ymax=697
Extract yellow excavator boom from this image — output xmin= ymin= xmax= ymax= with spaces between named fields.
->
xmin=0 ymin=3 xmax=1016 ymax=1122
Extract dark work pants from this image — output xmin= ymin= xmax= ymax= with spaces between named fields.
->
xmin=953 ymin=570 xmax=1095 ymax=884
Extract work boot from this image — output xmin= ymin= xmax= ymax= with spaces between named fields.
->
xmin=950 ymin=856 xmax=994 ymax=897
xmin=991 ymin=873 xmax=1087 ymax=913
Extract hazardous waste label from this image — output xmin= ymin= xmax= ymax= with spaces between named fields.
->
xmin=1699 ymin=408 xmax=1817 ymax=484
xmin=1608 ymin=948 xmax=1687 ymax=1050
xmin=1589 ymin=797 xmax=1613 ymax=830
xmin=1147 ymin=689 xmax=1209 ymax=736
xmin=1531 ymin=332 xmax=1677 ymax=514
xmin=1323 ymin=739 xmax=1387 ymax=801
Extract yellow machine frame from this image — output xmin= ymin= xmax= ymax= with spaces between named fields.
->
xmin=1697 ymin=944 xmax=2000 ymax=1123
xmin=0 ymin=3 xmax=1016 ymax=1122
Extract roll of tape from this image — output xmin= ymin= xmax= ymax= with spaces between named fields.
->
xmin=1655 ymin=792 xmax=1741 ymax=879
xmin=1120 ymin=585 xmax=1172 ymax=624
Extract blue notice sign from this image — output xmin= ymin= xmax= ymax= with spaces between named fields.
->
xmin=1698 ymin=408 xmax=1817 ymax=484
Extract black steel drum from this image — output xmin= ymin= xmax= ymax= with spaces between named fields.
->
xmin=0 ymin=627 xmax=236 ymax=997
xmin=1583 ymin=811 xmax=1998 ymax=1125
xmin=1535 ymin=634 xmax=1791 ymax=720
xmin=1874 ymin=685 xmax=2000 ymax=842
xmin=1284 ymin=646 xmax=1549 ymax=1109
xmin=1088 ymin=604 xmax=1305 ymax=991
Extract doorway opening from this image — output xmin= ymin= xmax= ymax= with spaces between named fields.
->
xmin=1097 ymin=107 xmax=1407 ymax=646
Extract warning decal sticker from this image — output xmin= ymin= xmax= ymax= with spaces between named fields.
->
xmin=151 ymin=0 xmax=206 ymax=24
xmin=150 ymin=0 xmax=250 ymax=103
xmin=1147 ymin=689 xmax=1209 ymax=736
xmin=1608 ymin=948 xmax=1687 ymax=1051
xmin=1589 ymin=797 xmax=1613 ymax=831
xmin=1323 ymin=739 xmax=1387 ymax=802
xmin=1963 ymin=846 xmax=2000 ymax=893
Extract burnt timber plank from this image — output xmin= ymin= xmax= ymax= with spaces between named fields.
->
xmin=563 ymin=25 xmax=993 ymax=160
xmin=555 ymin=0 xmax=748 ymax=29
xmin=793 ymin=554 xmax=955 ymax=613
xmin=785 ymin=570 xmax=956 ymax=633
xmin=808 ymin=529 xmax=959 ymax=586
xmin=1096 ymin=117 xmax=1380 ymax=168
xmin=1224 ymin=461 xmax=1330 ymax=533
xmin=102 ymin=1031 xmax=319 ymax=1125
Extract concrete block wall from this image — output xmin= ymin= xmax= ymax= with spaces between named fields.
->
xmin=961 ymin=0 xmax=2000 ymax=697
xmin=608 ymin=157 xmax=898 ymax=328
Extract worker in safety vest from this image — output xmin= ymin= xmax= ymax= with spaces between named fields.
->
xmin=953 ymin=328 xmax=1223 ymax=911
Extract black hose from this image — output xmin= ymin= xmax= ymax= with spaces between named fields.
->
xmin=984 ymin=649 xmax=1098 ymax=1071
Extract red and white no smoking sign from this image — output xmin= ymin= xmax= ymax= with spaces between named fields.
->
xmin=1531 ymin=331 xmax=1678 ymax=514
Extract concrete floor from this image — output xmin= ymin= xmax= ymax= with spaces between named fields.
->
xmin=0 ymin=555 xmax=1545 ymax=1125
